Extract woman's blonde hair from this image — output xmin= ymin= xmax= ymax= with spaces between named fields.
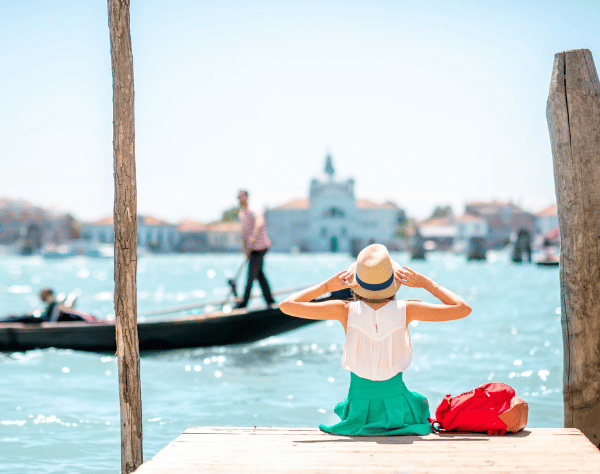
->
xmin=351 ymin=289 xmax=395 ymax=303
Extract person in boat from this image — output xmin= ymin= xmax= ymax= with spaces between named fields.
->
xmin=279 ymin=243 xmax=471 ymax=436
xmin=542 ymin=238 xmax=558 ymax=258
xmin=39 ymin=288 xmax=102 ymax=322
xmin=0 ymin=288 xmax=103 ymax=324
xmin=0 ymin=288 xmax=61 ymax=323
xmin=39 ymin=287 xmax=62 ymax=322
xmin=234 ymin=189 xmax=276 ymax=309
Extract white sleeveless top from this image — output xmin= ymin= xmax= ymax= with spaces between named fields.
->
xmin=341 ymin=300 xmax=413 ymax=381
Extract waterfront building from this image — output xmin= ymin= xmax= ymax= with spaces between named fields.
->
xmin=178 ymin=220 xmax=209 ymax=252
xmin=416 ymin=217 xmax=457 ymax=251
xmin=177 ymin=220 xmax=242 ymax=253
xmin=0 ymin=198 xmax=75 ymax=253
xmin=454 ymin=213 xmax=489 ymax=251
xmin=535 ymin=204 xmax=558 ymax=237
xmin=84 ymin=215 xmax=179 ymax=252
xmin=205 ymin=221 xmax=242 ymax=252
xmin=264 ymin=155 xmax=402 ymax=253
xmin=464 ymin=200 xmax=535 ymax=248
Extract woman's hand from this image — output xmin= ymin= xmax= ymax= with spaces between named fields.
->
xmin=399 ymin=267 xmax=472 ymax=324
xmin=395 ymin=266 xmax=430 ymax=289
xmin=324 ymin=270 xmax=360 ymax=293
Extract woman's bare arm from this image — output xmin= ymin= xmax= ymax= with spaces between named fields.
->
xmin=397 ymin=267 xmax=471 ymax=324
xmin=279 ymin=271 xmax=358 ymax=326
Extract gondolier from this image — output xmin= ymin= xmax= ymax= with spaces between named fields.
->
xmin=235 ymin=189 xmax=276 ymax=309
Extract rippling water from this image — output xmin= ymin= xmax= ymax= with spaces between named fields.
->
xmin=0 ymin=251 xmax=562 ymax=473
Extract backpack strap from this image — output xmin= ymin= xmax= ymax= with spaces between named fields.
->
xmin=487 ymin=428 xmax=507 ymax=436
xmin=428 ymin=417 xmax=444 ymax=433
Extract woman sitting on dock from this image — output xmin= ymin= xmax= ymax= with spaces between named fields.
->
xmin=279 ymin=244 xmax=471 ymax=436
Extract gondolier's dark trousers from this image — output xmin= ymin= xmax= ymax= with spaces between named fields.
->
xmin=239 ymin=249 xmax=275 ymax=308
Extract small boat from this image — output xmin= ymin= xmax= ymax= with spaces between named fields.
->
xmin=536 ymin=257 xmax=559 ymax=267
xmin=41 ymin=242 xmax=114 ymax=258
xmin=535 ymin=241 xmax=560 ymax=267
xmin=41 ymin=244 xmax=77 ymax=259
xmin=0 ymin=289 xmax=351 ymax=353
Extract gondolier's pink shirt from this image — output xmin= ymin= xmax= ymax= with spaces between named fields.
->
xmin=240 ymin=208 xmax=271 ymax=252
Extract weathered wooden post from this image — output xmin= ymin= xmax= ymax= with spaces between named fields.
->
xmin=108 ymin=0 xmax=142 ymax=472
xmin=547 ymin=48 xmax=600 ymax=449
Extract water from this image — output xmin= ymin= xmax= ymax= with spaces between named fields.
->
xmin=0 ymin=252 xmax=562 ymax=473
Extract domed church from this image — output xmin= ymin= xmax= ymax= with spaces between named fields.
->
xmin=265 ymin=155 xmax=401 ymax=253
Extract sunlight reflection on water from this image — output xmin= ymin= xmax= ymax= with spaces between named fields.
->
xmin=0 ymin=251 xmax=562 ymax=473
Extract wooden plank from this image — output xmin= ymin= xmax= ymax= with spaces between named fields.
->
xmin=134 ymin=427 xmax=600 ymax=473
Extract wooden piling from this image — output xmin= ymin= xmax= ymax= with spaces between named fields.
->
xmin=109 ymin=1 xmax=142 ymax=472
xmin=546 ymin=48 xmax=600 ymax=449
xmin=467 ymin=236 xmax=486 ymax=261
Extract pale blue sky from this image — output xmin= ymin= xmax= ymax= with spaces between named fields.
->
xmin=1 ymin=1 xmax=598 ymax=222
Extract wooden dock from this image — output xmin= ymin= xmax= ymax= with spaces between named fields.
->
xmin=134 ymin=427 xmax=600 ymax=473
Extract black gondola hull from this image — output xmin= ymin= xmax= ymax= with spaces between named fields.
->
xmin=0 ymin=289 xmax=352 ymax=352
xmin=0 ymin=308 xmax=319 ymax=352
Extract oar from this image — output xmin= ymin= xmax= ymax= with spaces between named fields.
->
xmin=226 ymin=257 xmax=248 ymax=299
xmin=139 ymin=285 xmax=309 ymax=317
xmin=218 ymin=257 xmax=250 ymax=308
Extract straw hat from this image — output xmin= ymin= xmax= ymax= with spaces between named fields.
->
xmin=347 ymin=244 xmax=401 ymax=300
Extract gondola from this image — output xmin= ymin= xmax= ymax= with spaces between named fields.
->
xmin=536 ymin=258 xmax=559 ymax=267
xmin=536 ymin=239 xmax=560 ymax=267
xmin=0 ymin=289 xmax=351 ymax=353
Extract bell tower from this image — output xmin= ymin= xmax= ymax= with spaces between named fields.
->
xmin=324 ymin=153 xmax=335 ymax=181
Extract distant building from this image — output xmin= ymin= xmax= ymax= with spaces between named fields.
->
xmin=416 ymin=201 xmax=536 ymax=253
xmin=535 ymin=204 xmax=558 ymax=237
xmin=178 ymin=220 xmax=209 ymax=252
xmin=205 ymin=221 xmax=242 ymax=252
xmin=84 ymin=215 xmax=245 ymax=253
xmin=416 ymin=217 xmax=457 ymax=251
xmin=265 ymin=155 xmax=402 ymax=252
xmin=454 ymin=214 xmax=489 ymax=249
xmin=0 ymin=198 xmax=75 ymax=252
xmin=84 ymin=216 xmax=114 ymax=245
xmin=464 ymin=201 xmax=535 ymax=248
xmin=84 ymin=215 xmax=179 ymax=252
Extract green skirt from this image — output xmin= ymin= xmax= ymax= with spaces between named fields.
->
xmin=319 ymin=372 xmax=433 ymax=436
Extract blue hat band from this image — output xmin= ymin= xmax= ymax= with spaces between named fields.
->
xmin=355 ymin=273 xmax=394 ymax=292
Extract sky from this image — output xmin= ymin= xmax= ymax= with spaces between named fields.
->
xmin=1 ymin=0 xmax=598 ymax=223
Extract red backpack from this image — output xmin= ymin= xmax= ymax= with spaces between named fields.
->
xmin=429 ymin=383 xmax=528 ymax=435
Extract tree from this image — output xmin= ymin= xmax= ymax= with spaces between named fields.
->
xmin=66 ymin=213 xmax=82 ymax=239
xmin=109 ymin=1 xmax=142 ymax=472
xmin=221 ymin=206 xmax=240 ymax=222
xmin=397 ymin=208 xmax=407 ymax=226
xmin=395 ymin=209 xmax=413 ymax=239
xmin=428 ymin=205 xmax=453 ymax=220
